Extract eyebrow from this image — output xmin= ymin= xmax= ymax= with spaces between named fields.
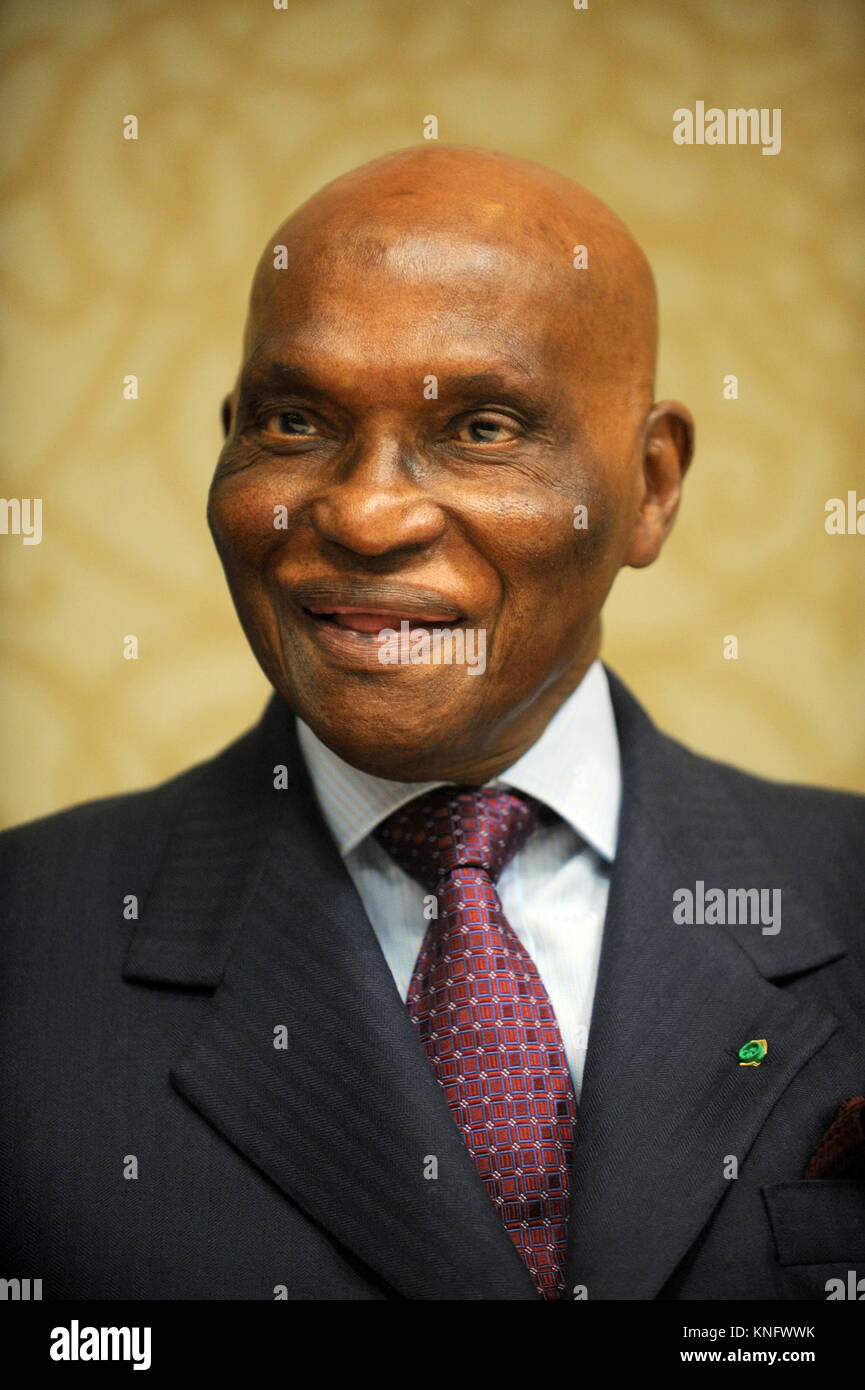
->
xmin=239 ymin=362 xmax=546 ymax=404
xmin=237 ymin=361 xmax=319 ymax=398
xmin=435 ymin=370 xmax=536 ymax=394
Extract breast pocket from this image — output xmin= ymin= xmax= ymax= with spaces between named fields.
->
xmin=762 ymin=1180 xmax=865 ymax=1299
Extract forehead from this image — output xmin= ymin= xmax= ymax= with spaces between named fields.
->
xmin=244 ymin=224 xmax=580 ymax=383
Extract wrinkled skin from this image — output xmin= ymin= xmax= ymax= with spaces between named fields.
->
xmin=208 ymin=146 xmax=693 ymax=783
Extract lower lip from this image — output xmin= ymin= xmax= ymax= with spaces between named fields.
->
xmin=297 ymin=609 xmax=460 ymax=670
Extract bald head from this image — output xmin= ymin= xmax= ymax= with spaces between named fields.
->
xmin=245 ymin=145 xmax=658 ymax=416
xmin=211 ymin=145 xmax=692 ymax=783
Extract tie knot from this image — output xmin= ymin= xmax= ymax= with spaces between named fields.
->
xmin=374 ymin=786 xmax=540 ymax=892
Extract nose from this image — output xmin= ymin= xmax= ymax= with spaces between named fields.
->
xmin=308 ymin=436 xmax=446 ymax=557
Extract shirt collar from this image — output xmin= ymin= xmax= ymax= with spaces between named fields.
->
xmin=296 ymin=658 xmax=621 ymax=863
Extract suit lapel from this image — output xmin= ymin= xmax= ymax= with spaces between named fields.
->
xmin=565 ymin=672 xmax=844 ymax=1299
xmin=124 ymin=696 xmax=537 ymax=1300
xmin=125 ymin=672 xmax=846 ymax=1301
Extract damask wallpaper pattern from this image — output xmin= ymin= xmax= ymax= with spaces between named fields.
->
xmin=0 ymin=0 xmax=862 ymax=826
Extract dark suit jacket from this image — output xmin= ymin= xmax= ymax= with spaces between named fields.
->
xmin=1 ymin=670 xmax=864 ymax=1300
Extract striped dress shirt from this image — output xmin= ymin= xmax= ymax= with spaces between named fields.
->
xmin=296 ymin=658 xmax=621 ymax=1097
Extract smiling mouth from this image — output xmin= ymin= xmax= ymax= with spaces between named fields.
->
xmin=302 ymin=605 xmax=462 ymax=637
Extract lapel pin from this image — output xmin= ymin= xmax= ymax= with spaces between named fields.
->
xmin=738 ymin=1038 xmax=767 ymax=1066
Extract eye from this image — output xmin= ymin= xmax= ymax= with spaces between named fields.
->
xmin=264 ymin=410 xmax=317 ymax=436
xmin=456 ymin=414 xmax=520 ymax=444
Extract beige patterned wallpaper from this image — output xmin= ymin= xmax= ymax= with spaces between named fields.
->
xmin=1 ymin=0 xmax=863 ymax=828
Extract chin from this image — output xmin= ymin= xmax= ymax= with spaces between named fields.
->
xmin=300 ymin=703 xmax=467 ymax=781
xmin=323 ymin=733 xmax=452 ymax=782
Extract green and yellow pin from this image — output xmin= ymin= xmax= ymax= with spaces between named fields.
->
xmin=738 ymin=1039 xmax=768 ymax=1067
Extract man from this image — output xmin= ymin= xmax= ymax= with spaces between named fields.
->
xmin=1 ymin=146 xmax=863 ymax=1301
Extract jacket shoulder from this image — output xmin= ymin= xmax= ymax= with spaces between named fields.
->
xmin=0 ymin=717 xmax=264 ymax=892
xmin=664 ymin=729 xmax=865 ymax=826
xmin=607 ymin=667 xmax=865 ymax=841
xmin=653 ymin=725 xmax=865 ymax=889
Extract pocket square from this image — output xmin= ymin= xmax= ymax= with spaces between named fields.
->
xmin=804 ymin=1096 xmax=865 ymax=1179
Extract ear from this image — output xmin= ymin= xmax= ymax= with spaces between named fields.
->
xmin=624 ymin=400 xmax=694 ymax=569
xmin=220 ymin=394 xmax=232 ymax=438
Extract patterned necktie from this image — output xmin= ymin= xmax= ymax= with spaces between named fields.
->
xmin=375 ymin=787 xmax=576 ymax=1299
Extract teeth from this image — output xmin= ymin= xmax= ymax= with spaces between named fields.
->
xmin=305 ymin=607 xmax=458 ymax=628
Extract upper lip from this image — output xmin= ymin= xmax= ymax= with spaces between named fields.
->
xmin=285 ymin=577 xmax=465 ymax=623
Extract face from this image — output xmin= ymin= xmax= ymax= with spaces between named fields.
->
xmin=208 ymin=219 xmax=675 ymax=782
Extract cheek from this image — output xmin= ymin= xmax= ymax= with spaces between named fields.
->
xmin=479 ymin=474 xmax=619 ymax=678
xmin=567 ymin=468 xmax=617 ymax=569
xmin=208 ymin=467 xmax=292 ymax=576
xmin=495 ymin=471 xmax=615 ymax=605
